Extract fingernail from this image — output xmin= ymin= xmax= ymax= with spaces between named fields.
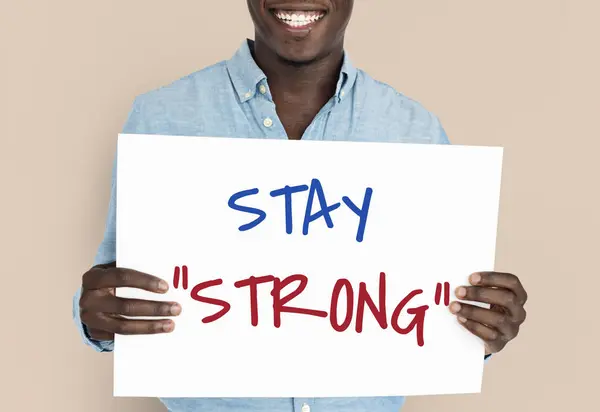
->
xmin=158 ymin=281 xmax=169 ymax=292
xmin=450 ymin=302 xmax=461 ymax=313
xmin=456 ymin=287 xmax=467 ymax=298
xmin=162 ymin=321 xmax=174 ymax=332
xmin=170 ymin=303 xmax=182 ymax=316
xmin=470 ymin=273 xmax=481 ymax=285
xmin=458 ymin=317 xmax=467 ymax=323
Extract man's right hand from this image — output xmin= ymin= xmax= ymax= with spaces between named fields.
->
xmin=79 ymin=262 xmax=181 ymax=341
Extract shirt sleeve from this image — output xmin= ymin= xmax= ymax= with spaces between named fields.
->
xmin=438 ymin=124 xmax=450 ymax=145
xmin=72 ymin=98 xmax=144 ymax=352
xmin=432 ymin=114 xmax=451 ymax=145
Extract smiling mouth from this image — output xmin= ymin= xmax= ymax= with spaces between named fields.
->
xmin=270 ymin=9 xmax=327 ymax=29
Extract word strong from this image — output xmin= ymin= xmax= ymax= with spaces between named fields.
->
xmin=179 ymin=268 xmax=430 ymax=347
xmin=227 ymin=178 xmax=374 ymax=242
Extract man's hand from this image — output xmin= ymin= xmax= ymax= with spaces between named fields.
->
xmin=449 ymin=271 xmax=527 ymax=355
xmin=79 ymin=262 xmax=181 ymax=341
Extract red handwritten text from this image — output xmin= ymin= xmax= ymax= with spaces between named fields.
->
xmin=174 ymin=266 xmax=451 ymax=347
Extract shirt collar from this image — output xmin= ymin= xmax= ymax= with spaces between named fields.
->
xmin=226 ymin=39 xmax=358 ymax=104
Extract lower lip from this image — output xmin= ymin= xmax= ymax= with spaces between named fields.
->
xmin=270 ymin=12 xmax=326 ymax=33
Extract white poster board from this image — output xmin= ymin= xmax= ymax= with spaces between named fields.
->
xmin=114 ymin=134 xmax=503 ymax=398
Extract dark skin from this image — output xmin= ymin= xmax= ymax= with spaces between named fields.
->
xmin=451 ymin=272 xmax=527 ymax=356
xmin=80 ymin=0 xmax=528 ymax=356
xmin=247 ymin=0 xmax=353 ymax=139
xmin=80 ymin=262 xmax=179 ymax=340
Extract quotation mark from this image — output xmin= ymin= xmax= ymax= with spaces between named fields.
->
xmin=434 ymin=282 xmax=450 ymax=306
xmin=173 ymin=265 xmax=188 ymax=290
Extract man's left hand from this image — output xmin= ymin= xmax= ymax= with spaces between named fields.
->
xmin=449 ymin=271 xmax=528 ymax=355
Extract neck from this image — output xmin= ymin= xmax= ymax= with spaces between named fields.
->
xmin=250 ymin=39 xmax=344 ymax=98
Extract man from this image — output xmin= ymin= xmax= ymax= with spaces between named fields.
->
xmin=74 ymin=1 xmax=528 ymax=411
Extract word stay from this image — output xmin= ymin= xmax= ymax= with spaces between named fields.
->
xmin=227 ymin=178 xmax=373 ymax=242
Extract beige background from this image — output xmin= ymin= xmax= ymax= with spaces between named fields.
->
xmin=0 ymin=0 xmax=595 ymax=410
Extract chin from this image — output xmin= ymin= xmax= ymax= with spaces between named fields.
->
xmin=278 ymin=52 xmax=320 ymax=65
xmin=274 ymin=43 xmax=326 ymax=65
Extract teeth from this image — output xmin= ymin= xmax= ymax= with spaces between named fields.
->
xmin=274 ymin=10 xmax=325 ymax=26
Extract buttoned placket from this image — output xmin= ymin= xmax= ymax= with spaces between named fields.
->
xmin=247 ymin=79 xmax=347 ymax=141
xmin=244 ymin=80 xmax=284 ymax=139
xmin=294 ymin=398 xmax=315 ymax=412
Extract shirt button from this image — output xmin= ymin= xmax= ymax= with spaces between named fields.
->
xmin=244 ymin=91 xmax=252 ymax=99
xmin=263 ymin=117 xmax=273 ymax=128
xmin=301 ymin=403 xmax=310 ymax=412
xmin=259 ymin=84 xmax=267 ymax=94
xmin=340 ymin=90 xmax=345 ymax=97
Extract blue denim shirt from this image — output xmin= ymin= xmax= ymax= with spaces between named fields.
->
xmin=73 ymin=39 xmax=461 ymax=412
